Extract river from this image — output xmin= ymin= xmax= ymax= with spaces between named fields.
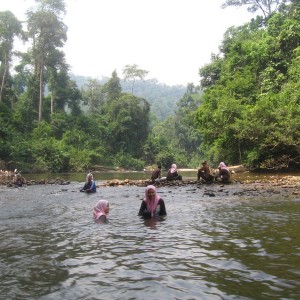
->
xmin=0 ymin=172 xmax=299 ymax=299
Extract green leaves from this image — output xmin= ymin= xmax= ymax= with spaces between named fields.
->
xmin=195 ymin=2 xmax=300 ymax=169
xmin=105 ymin=94 xmax=150 ymax=157
xmin=122 ymin=64 xmax=149 ymax=94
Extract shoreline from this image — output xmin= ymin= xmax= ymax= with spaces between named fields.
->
xmin=1 ymin=175 xmax=300 ymax=200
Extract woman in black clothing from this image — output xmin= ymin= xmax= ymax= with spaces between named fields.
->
xmin=216 ymin=162 xmax=231 ymax=183
xmin=138 ymin=185 xmax=167 ymax=218
xmin=166 ymin=163 xmax=182 ymax=181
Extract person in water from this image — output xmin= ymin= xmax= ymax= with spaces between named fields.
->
xmin=166 ymin=163 xmax=182 ymax=181
xmin=93 ymin=200 xmax=110 ymax=223
xmin=216 ymin=162 xmax=231 ymax=183
xmin=197 ymin=161 xmax=214 ymax=183
xmin=80 ymin=172 xmax=96 ymax=193
xmin=138 ymin=185 xmax=167 ymax=218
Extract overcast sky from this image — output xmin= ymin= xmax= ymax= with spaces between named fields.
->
xmin=1 ymin=0 xmax=252 ymax=86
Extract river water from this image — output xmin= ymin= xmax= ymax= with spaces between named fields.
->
xmin=0 ymin=172 xmax=300 ymax=299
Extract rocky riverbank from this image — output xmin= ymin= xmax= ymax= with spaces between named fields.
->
xmin=1 ymin=177 xmax=71 ymax=187
xmin=1 ymin=173 xmax=300 ymax=199
xmin=99 ymin=175 xmax=300 ymax=198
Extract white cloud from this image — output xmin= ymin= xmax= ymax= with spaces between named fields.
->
xmin=1 ymin=0 xmax=252 ymax=85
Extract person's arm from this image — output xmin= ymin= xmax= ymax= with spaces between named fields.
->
xmin=80 ymin=183 xmax=87 ymax=192
xmin=90 ymin=181 xmax=97 ymax=192
xmin=138 ymin=201 xmax=147 ymax=216
xmin=158 ymin=199 xmax=167 ymax=216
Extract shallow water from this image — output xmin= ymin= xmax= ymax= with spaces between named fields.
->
xmin=0 ymin=182 xmax=300 ymax=299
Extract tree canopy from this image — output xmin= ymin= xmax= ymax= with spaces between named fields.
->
xmin=0 ymin=0 xmax=299 ymax=173
xmin=195 ymin=1 xmax=300 ymax=170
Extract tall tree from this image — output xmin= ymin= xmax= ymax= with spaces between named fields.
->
xmin=104 ymin=70 xmax=122 ymax=102
xmin=46 ymin=47 xmax=69 ymax=115
xmin=26 ymin=0 xmax=67 ymax=122
xmin=106 ymin=94 xmax=150 ymax=157
xmin=122 ymin=64 xmax=149 ymax=94
xmin=81 ymin=79 xmax=105 ymax=114
xmin=0 ymin=11 xmax=22 ymax=103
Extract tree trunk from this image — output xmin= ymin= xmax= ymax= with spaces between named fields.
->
xmin=51 ymin=93 xmax=54 ymax=116
xmin=0 ymin=53 xmax=8 ymax=103
xmin=38 ymin=65 xmax=43 ymax=122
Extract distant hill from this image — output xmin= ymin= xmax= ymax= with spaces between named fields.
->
xmin=70 ymin=74 xmax=186 ymax=120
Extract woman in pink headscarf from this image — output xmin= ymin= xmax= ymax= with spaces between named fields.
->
xmin=93 ymin=200 xmax=110 ymax=223
xmin=166 ymin=163 xmax=182 ymax=181
xmin=138 ymin=185 xmax=167 ymax=218
xmin=217 ymin=162 xmax=231 ymax=183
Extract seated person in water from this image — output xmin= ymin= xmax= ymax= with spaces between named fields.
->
xmin=166 ymin=163 xmax=182 ymax=181
xmin=197 ymin=161 xmax=214 ymax=183
xmin=80 ymin=173 xmax=96 ymax=193
xmin=13 ymin=172 xmax=27 ymax=187
xmin=138 ymin=185 xmax=167 ymax=218
xmin=93 ymin=200 xmax=110 ymax=223
xmin=216 ymin=162 xmax=231 ymax=183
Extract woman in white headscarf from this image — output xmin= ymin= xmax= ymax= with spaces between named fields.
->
xmin=166 ymin=163 xmax=182 ymax=181
xmin=217 ymin=162 xmax=231 ymax=183
xmin=80 ymin=173 xmax=96 ymax=193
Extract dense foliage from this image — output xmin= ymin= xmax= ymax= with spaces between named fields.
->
xmin=195 ymin=0 xmax=300 ymax=170
xmin=70 ymin=74 xmax=186 ymax=121
xmin=0 ymin=0 xmax=194 ymax=172
xmin=1 ymin=0 xmax=299 ymax=173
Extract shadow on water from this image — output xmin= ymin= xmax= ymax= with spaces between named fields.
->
xmin=0 ymin=176 xmax=300 ymax=299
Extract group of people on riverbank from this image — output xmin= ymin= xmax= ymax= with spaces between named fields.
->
xmin=150 ymin=161 xmax=231 ymax=185
xmin=151 ymin=163 xmax=182 ymax=184
xmin=197 ymin=161 xmax=231 ymax=184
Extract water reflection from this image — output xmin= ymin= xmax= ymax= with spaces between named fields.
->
xmin=143 ymin=217 xmax=158 ymax=229
xmin=0 ymin=183 xmax=299 ymax=299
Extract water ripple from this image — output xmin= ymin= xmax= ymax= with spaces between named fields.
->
xmin=0 ymin=185 xmax=299 ymax=299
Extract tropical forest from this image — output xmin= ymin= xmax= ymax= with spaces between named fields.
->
xmin=0 ymin=0 xmax=299 ymax=173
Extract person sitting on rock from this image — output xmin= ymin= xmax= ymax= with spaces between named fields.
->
xmin=216 ymin=162 xmax=231 ymax=183
xmin=80 ymin=172 xmax=96 ymax=193
xmin=151 ymin=163 xmax=162 ymax=182
xmin=197 ymin=161 xmax=214 ymax=183
xmin=151 ymin=163 xmax=166 ymax=184
xmin=13 ymin=172 xmax=27 ymax=187
xmin=166 ymin=163 xmax=182 ymax=181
